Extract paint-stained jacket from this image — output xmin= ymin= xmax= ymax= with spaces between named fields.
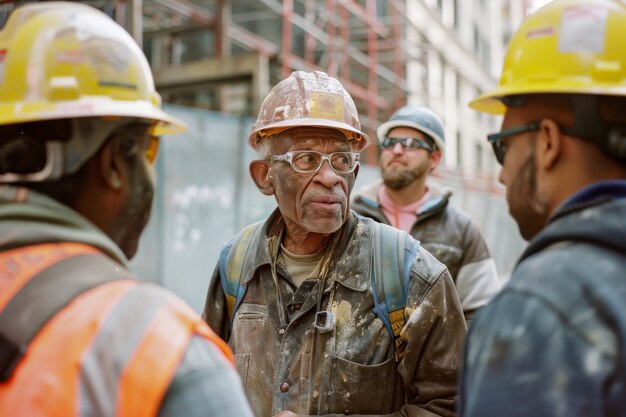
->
xmin=459 ymin=182 xmax=626 ymax=416
xmin=0 ymin=186 xmax=254 ymax=417
xmin=352 ymin=181 xmax=501 ymax=321
xmin=203 ymin=209 xmax=466 ymax=417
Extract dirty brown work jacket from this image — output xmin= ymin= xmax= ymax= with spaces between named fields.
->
xmin=203 ymin=210 xmax=466 ymax=417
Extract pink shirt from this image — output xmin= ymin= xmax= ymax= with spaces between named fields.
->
xmin=378 ymin=186 xmax=431 ymax=233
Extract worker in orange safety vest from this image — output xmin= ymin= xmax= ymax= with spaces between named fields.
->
xmin=0 ymin=3 xmax=254 ymax=417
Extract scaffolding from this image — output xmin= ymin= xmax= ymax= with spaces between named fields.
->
xmin=140 ymin=0 xmax=417 ymax=163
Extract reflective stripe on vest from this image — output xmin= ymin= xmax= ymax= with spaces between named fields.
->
xmin=0 ymin=243 xmax=232 ymax=417
xmin=0 ymin=242 xmax=101 ymax=310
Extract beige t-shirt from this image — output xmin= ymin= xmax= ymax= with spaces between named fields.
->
xmin=280 ymin=245 xmax=323 ymax=287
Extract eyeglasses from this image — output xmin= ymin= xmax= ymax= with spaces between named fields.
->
xmin=381 ymin=137 xmax=435 ymax=152
xmin=113 ymin=123 xmax=160 ymax=164
xmin=487 ymin=122 xmax=541 ymax=165
xmin=269 ymin=150 xmax=360 ymax=174
xmin=488 ymin=122 xmax=580 ymax=165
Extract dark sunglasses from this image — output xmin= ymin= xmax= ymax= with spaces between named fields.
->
xmin=381 ymin=136 xmax=435 ymax=152
xmin=487 ymin=122 xmax=581 ymax=165
xmin=487 ymin=123 xmax=540 ymax=165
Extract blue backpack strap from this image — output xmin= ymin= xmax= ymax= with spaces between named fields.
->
xmin=371 ymin=222 xmax=420 ymax=358
xmin=218 ymin=222 xmax=264 ymax=327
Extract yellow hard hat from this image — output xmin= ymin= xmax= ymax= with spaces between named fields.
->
xmin=249 ymin=71 xmax=370 ymax=152
xmin=470 ymin=0 xmax=626 ymax=114
xmin=0 ymin=1 xmax=185 ymax=136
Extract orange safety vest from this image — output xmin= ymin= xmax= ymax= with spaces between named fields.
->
xmin=0 ymin=242 xmax=233 ymax=417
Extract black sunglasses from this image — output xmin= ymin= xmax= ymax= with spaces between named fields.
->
xmin=381 ymin=136 xmax=435 ymax=152
xmin=487 ymin=123 xmax=540 ymax=165
xmin=487 ymin=122 xmax=580 ymax=165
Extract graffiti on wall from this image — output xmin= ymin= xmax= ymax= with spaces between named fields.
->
xmin=168 ymin=184 xmax=234 ymax=252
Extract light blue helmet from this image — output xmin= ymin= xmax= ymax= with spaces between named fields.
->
xmin=377 ymin=105 xmax=445 ymax=155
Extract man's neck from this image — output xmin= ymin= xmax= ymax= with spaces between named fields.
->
xmin=282 ymin=223 xmax=332 ymax=255
xmin=384 ymin=178 xmax=428 ymax=206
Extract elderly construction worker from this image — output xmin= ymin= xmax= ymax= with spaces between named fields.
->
xmin=0 ymin=3 xmax=253 ymax=417
xmin=459 ymin=0 xmax=626 ymax=416
xmin=352 ymin=105 xmax=501 ymax=322
xmin=202 ymin=70 xmax=466 ymax=417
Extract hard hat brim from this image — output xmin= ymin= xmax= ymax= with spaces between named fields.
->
xmin=249 ymin=118 xmax=370 ymax=152
xmin=470 ymin=83 xmax=626 ymax=115
xmin=0 ymin=98 xmax=187 ymax=136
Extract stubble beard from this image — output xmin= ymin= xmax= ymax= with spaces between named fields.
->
xmin=301 ymin=190 xmax=347 ymax=234
xmin=115 ymin=174 xmax=154 ymax=259
xmin=510 ymin=149 xmax=548 ymax=241
xmin=381 ymin=162 xmax=429 ymax=190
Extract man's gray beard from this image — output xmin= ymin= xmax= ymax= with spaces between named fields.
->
xmin=382 ymin=167 xmax=420 ymax=190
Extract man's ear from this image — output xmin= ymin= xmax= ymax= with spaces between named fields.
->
xmin=429 ymin=150 xmax=442 ymax=172
xmin=250 ymin=160 xmax=274 ymax=196
xmin=97 ymin=138 xmax=124 ymax=191
xmin=72 ymin=137 xmax=126 ymax=237
xmin=537 ymin=118 xmax=562 ymax=171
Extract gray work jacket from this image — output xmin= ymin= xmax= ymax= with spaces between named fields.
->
xmin=352 ymin=181 xmax=500 ymax=321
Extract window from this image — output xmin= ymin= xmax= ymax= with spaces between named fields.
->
xmin=475 ymin=143 xmax=483 ymax=170
xmin=456 ymin=132 xmax=463 ymax=166
xmin=453 ymin=0 xmax=459 ymax=28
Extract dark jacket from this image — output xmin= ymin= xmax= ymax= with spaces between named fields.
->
xmin=203 ymin=209 xmax=467 ymax=417
xmin=352 ymin=181 xmax=501 ymax=320
xmin=459 ymin=181 xmax=626 ymax=416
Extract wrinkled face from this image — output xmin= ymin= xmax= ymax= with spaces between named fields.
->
xmin=112 ymin=126 xmax=157 ymax=258
xmin=380 ymin=126 xmax=438 ymax=190
xmin=498 ymin=112 xmax=548 ymax=240
xmin=268 ymin=128 xmax=357 ymax=235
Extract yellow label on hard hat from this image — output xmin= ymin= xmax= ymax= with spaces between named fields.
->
xmin=310 ymin=91 xmax=345 ymax=122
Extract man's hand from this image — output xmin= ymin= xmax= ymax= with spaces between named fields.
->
xmin=273 ymin=410 xmax=298 ymax=417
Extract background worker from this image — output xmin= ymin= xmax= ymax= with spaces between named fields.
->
xmin=459 ymin=0 xmax=626 ymax=415
xmin=352 ymin=105 xmax=501 ymax=322
xmin=203 ymin=70 xmax=466 ymax=417
xmin=0 ymin=3 xmax=253 ymax=417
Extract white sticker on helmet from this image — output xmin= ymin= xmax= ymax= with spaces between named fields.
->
xmin=559 ymin=5 xmax=608 ymax=53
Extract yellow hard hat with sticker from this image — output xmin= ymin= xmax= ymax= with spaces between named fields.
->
xmin=470 ymin=0 xmax=626 ymax=114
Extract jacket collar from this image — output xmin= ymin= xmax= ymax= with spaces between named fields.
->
xmin=240 ymin=209 xmax=371 ymax=292
xmin=238 ymin=208 xmax=282 ymax=284
xmin=520 ymin=196 xmax=626 ymax=264
xmin=353 ymin=179 xmax=451 ymax=217
xmin=323 ymin=213 xmax=371 ymax=292
xmin=0 ymin=186 xmax=129 ymax=266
